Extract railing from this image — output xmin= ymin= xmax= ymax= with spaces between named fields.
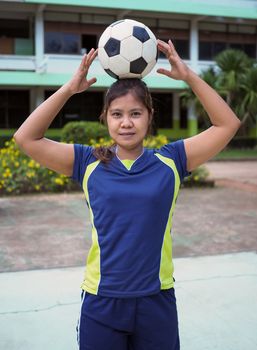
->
xmin=0 ymin=54 xmax=216 ymax=75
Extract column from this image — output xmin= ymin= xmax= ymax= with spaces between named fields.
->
xmin=187 ymin=102 xmax=198 ymax=137
xmin=35 ymin=5 xmax=45 ymax=72
xmin=190 ymin=19 xmax=199 ymax=73
xmin=187 ymin=19 xmax=199 ymax=136
xmin=30 ymin=87 xmax=44 ymax=112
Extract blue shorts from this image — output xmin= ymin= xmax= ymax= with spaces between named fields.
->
xmin=77 ymin=288 xmax=180 ymax=350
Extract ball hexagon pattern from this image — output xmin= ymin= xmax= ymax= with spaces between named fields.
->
xmin=98 ymin=19 xmax=158 ymax=79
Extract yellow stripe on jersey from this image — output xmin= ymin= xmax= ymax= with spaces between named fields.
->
xmin=82 ymin=160 xmax=101 ymax=294
xmin=154 ymin=153 xmax=181 ymax=290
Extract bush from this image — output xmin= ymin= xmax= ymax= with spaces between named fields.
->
xmin=61 ymin=121 xmax=109 ymax=144
xmin=228 ymin=137 xmax=257 ymax=149
xmin=0 ymin=139 xmax=77 ymax=196
xmin=183 ymin=165 xmax=214 ymax=187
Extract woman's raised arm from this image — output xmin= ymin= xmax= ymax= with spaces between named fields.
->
xmin=14 ymin=48 xmax=98 ymax=176
xmin=157 ymin=40 xmax=241 ymax=171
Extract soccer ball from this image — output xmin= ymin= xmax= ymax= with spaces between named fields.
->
xmin=98 ymin=19 xmax=158 ymax=79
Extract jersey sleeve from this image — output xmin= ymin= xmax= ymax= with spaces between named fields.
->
xmin=158 ymin=139 xmax=191 ymax=181
xmin=71 ymin=144 xmax=94 ymax=186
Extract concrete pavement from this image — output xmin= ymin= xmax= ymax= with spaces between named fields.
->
xmin=205 ymin=161 xmax=257 ymax=191
xmin=0 ymin=252 xmax=256 ymax=350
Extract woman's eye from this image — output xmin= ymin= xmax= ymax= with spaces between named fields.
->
xmin=131 ymin=112 xmax=141 ymax=117
xmin=112 ymin=113 xmax=121 ymax=118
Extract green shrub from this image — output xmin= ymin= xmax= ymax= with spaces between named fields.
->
xmin=0 ymin=139 xmax=77 ymax=196
xmin=61 ymin=121 xmax=109 ymax=144
xmin=183 ymin=165 xmax=214 ymax=187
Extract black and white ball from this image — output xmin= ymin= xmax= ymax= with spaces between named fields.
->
xmin=98 ymin=19 xmax=158 ymax=79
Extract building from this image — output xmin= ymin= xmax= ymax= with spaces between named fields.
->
xmin=0 ymin=0 xmax=257 ymax=139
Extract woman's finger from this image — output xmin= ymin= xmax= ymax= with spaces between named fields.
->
xmin=87 ymin=77 xmax=97 ymax=87
xmin=168 ymin=40 xmax=179 ymax=58
xmin=79 ymin=54 xmax=88 ymax=71
xmin=87 ymin=48 xmax=98 ymax=66
xmin=156 ymin=68 xmax=172 ymax=77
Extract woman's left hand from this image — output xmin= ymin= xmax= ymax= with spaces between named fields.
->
xmin=157 ymin=39 xmax=190 ymax=81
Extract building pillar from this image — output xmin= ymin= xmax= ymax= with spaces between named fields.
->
xmin=190 ymin=19 xmax=199 ymax=73
xmin=172 ymin=92 xmax=180 ymax=131
xmin=35 ymin=5 xmax=45 ymax=72
xmin=187 ymin=19 xmax=199 ymax=136
xmin=30 ymin=87 xmax=44 ymax=112
xmin=187 ymin=102 xmax=198 ymax=136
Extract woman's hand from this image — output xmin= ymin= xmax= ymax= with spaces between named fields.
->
xmin=157 ymin=39 xmax=190 ymax=81
xmin=64 ymin=48 xmax=98 ymax=95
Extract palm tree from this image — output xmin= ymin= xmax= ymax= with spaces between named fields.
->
xmin=214 ymin=49 xmax=252 ymax=106
xmin=181 ymin=49 xmax=257 ymax=135
xmin=240 ymin=66 xmax=257 ymax=126
xmin=181 ymin=67 xmax=219 ymax=127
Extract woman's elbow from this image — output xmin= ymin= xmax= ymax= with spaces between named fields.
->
xmin=232 ymin=117 xmax=241 ymax=133
xmin=13 ymin=131 xmax=24 ymax=147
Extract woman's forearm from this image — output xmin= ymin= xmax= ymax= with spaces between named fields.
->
xmin=185 ymin=69 xmax=241 ymax=129
xmin=14 ymin=84 xmax=72 ymax=144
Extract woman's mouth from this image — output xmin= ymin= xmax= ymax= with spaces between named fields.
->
xmin=119 ymin=132 xmax=135 ymax=136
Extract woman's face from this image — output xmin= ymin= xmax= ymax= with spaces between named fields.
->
xmin=106 ymin=92 xmax=152 ymax=151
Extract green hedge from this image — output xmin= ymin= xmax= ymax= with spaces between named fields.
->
xmin=0 ymin=129 xmax=61 ymax=147
xmin=61 ymin=121 xmax=109 ymax=144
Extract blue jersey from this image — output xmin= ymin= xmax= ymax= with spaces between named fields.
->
xmin=72 ymin=140 xmax=189 ymax=298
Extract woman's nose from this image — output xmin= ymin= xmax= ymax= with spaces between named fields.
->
xmin=121 ymin=116 xmax=133 ymax=127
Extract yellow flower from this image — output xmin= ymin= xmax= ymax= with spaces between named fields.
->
xmin=26 ymin=171 xmax=35 ymax=178
xmin=28 ymin=160 xmax=35 ymax=168
xmin=54 ymin=178 xmax=64 ymax=186
xmin=15 ymin=162 xmax=20 ymax=167
xmin=34 ymin=185 xmax=41 ymax=191
xmin=3 ymin=168 xmax=11 ymax=178
xmin=193 ymin=175 xmax=199 ymax=181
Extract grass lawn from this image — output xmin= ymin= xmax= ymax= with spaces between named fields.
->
xmin=214 ymin=148 xmax=257 ymax=160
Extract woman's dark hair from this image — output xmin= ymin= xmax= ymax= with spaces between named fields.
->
xmin=93 ymin=78 xmax=154 ymax=163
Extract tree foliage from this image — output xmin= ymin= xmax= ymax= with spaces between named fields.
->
xmin=181 ymin=49 xmax=257 ymax=134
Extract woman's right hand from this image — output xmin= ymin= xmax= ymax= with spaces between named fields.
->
xmin=64 ymin=48 xmax=98 ymax=95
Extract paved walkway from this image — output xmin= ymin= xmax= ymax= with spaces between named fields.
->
xmin=206 ymin=160 xmax=257 ymax=192
xmin=0 ymin=161 xmax=256 ymax=349
xmin=0 ymin=252 xmax=256 ymax=350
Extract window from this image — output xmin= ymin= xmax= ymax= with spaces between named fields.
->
xmin=0 ymin=19 xmax=30 ymax=38
xmin=81 ymin=34 xmax=98 ymax=54
xmin=199 ymin=22 xmax=257 ymax=60
xmin=45 ymin=32 xmax=80 ymax=54
xmin=0 ymin=90 xmax=29 ymax=128
xmin=152 ymin=93 xmax=173 ymax=130
xmin=158 ymin=38 xmax=189 ymax=59
xmin=45 ymin=90 xmax=104 ymax=128
xmin=179 ymin=99 xmax=188 ymax=129
xmin=0 ymin=18 xmax=33 ymax=55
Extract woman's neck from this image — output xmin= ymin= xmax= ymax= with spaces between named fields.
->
xmin=115 ymin=145 xmax=144 ymax=160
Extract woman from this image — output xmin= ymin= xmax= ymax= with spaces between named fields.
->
xmin=14 ymin=40 xmax=241 ymax=350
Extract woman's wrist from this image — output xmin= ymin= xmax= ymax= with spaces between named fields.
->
xmin=60 ymin=82 xmax=77 ymax=98
xmin=183 ymin=68 xmax=199 ymax=85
